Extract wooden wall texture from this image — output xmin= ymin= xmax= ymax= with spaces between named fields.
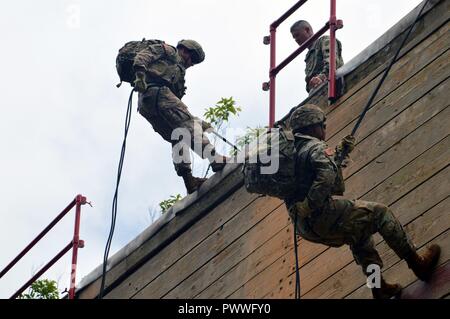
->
xmin=79 ymin=0 xmax=449 ymax=299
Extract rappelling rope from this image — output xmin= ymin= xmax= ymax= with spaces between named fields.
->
xmin=293 ymin=213 xmax=301 ymax=299
xmin=99 ymin=88 xmax=134 ymax=299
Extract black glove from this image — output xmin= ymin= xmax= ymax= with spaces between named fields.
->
xmin=337 ymin=134 xmax=356 ymax=154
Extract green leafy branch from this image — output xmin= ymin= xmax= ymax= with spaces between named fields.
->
xmin=158 ymin=194 xmax=182 ymax=213
xmin=204 ymin=97 xmax=241 ymax=129
xmin=18 ymin=279 xmax=59 ymax=299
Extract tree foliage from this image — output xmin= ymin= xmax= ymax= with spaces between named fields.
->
xmin=203 ymin=97 xmax=241 ymax=128
xmin=158 ymin=194 xmax=182 ymax=213
xmin=18 ymin=279 xmax=59 ymax=299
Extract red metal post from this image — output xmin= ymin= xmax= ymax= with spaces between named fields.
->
xmin=328 ymin=0 xmax=337 ymax=100
xmin=69 ymin=194 xmax=86 ymax=299
xmin=0 ymin=198 xmax=77 ymax=279
xmin=268 ymin=0 xmax=309 ymax=128
xmin=269 ymin=27 xmax=276 ymax=128
xmin=1 ymin=194 xmax=88 ymax=300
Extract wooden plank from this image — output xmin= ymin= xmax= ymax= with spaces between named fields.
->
xmin=347 ymin=228 xmax=450 ymax=299
xmin=195 ymin=222 xmax=295 ymax=299
xmin=163 ymin=204 xmax=290 ymax=298
xmin=401 ymin=261 xmax=450 ymax=299
xmin=329 ymin=17 xmax=449 ymax=113
xmin=228 ymin=239 xmax=330 ymax=299
xmin=327 ymin=53 xmax=450 ymax=169
xmin=302 ymin=196 xmax=450 ymax=299
xmin=79 ymin=165 xmax=247 ymax=299
xmin=362 ymin=136 xmax=450 ymax=206
xmin=103 ymin=186 xmax=260 ymax=299
xmin=260 ymin=166 xmax=450 ymax=298
xmin=197 ymin=224 xmax=326 ymax=299
xmin=129 ymin=197 xmax=283 ymax=298
xmin=325 ymin=26 xmax=450 ymax=140
xmin=345 ymin=106 xmax=450 ymax=199
xmin=345 ymin=73 xmax=449 ymax=179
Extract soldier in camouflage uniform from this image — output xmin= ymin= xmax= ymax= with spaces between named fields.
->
xmin=132 ymin=39 xmax=228 ymax=194
xmin=286 ymin=104 xmax=441 ymax=299
xmin=290 ymin=20 xmax=344 ymax=93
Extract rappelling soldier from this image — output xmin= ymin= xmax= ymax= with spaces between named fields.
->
xmin=285 ymin=104 xmax=441 ymax=299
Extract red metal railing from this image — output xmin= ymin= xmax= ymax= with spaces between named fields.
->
xmin=0 ymin=194 xmax=88 ymax=299
xmin=263 ymin=0 xmax=343 ymax=127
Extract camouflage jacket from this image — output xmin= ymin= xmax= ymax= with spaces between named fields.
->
xmin=133 ymin=43 xmax=187 ymax=98
xmin=285 ymin=133 xmax=345 ymax=210
xmin=305 ymin=35 xmax=343 ymax=92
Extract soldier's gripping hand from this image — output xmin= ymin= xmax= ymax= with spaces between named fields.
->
xmin=309 ymin=74 xmax=327 ymax=90
xmin=337 ymin=134 xmax=356 ymax=155
xmin=133 ymin=71 xmax=148 ymax=93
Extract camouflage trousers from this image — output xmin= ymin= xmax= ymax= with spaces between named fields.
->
xmin=137 ymin=86 xmax=218 ymax=176
xmin=288 ymin=198 xmax=416 ymax=273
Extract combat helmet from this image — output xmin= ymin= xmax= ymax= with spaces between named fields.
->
xmin=289 ymin=104 xmax=326 ymax=132
xmin=177 ymin=39 xmax=205 ymax=64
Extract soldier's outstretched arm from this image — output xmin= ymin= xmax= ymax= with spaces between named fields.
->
xmin=307 ymin=143 xmax=337 ymax=210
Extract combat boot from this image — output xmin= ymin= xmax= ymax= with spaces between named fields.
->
xmin=405 ymin=244 xmax=441 ymax=281
xmin=371 ymin=278 xmax=402 ymax=299
xmin=182 ymin=174 xmax=207 ymax=194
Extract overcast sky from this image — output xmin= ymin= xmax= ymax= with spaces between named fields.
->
xmin=0 ymin=0 xmax=423 ymax=298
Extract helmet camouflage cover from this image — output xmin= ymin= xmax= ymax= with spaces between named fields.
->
xmin=177 ymin=39 xmax=205 ymax=64
xmin=289 ymin=104 xmax=326 ymax=131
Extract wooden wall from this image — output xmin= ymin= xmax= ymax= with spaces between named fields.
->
xmin=86 ymin=0 xmax=450 ymax=299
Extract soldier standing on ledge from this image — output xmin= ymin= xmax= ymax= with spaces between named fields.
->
xmin=290 ymin=20 xmax=344 ymax=93
xmin=132 ymin=39 xmax=228 ymax=194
